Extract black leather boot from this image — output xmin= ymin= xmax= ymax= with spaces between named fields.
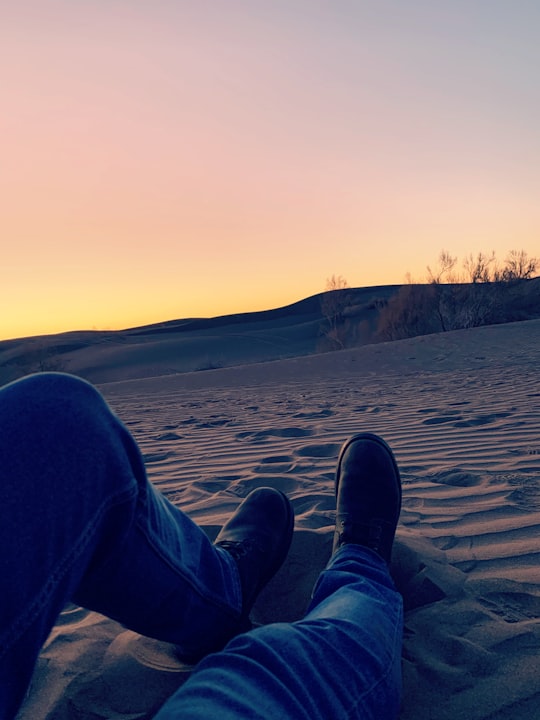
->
xmin=333 ymin=433 xmax=401 ymax=564
xmin=215 ymin=487 xmax=294 ymax=619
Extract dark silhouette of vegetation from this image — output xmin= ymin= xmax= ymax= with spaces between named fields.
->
xmin=377 ymin=249 xmax=539 ymax=341
xmin=319 ymin=275 xmax=352 ymax=350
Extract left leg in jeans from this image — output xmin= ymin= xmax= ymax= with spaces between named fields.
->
xmin=0 ymin=373 xmax=241 ymax=718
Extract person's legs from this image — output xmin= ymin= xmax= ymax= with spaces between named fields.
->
xmin=155 ymin=432 xmax=403 ymax=720
xmin=0 ymin=373 xmax=291 ymax=717
xmin=155 ymin=545 xmax=403 ymax=720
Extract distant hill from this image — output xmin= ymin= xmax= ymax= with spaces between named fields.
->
xmin=0 ymin=286 xmax=399 ymax=384
xmin=1 ymin=279 xmax=538 ymax=385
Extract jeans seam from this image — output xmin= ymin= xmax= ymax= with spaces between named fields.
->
xmin=344 ymin=594 xmax=403 ymax=719
xmin=0 ymin=485 xmax=136 ymax=660
xmin=135 ymin=517 xmax=242 ymax=620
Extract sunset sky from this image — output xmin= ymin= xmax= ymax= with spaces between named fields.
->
xmin=2 ymin=1 xmax=539 ymax=340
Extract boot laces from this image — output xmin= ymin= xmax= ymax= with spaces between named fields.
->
xmin=216 ymin=539 xmax=254 ymax=559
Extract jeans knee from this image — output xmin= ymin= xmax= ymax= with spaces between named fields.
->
xmin=10 ymin=372 xmax=106 ymax=417
xmin=13 ymin=371 xmax=96 ymax=399
xmin=2 ymin=372 xmax=118 ymax=459
xmin=2 ymin=371 xmax=140 ymax=503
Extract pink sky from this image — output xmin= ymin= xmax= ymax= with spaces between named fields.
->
xmin=2 ymin=1 xmax=539 ymax=340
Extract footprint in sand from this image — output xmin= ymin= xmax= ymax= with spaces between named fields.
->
xmin=293 ymin=409 xmax=334 ymax=419
xmin=453 ymin=411 xmax=512 ymax=428
xmin=197 ymin=418 xmax=230 ymax=428
xmin=156 ymin=432 xmax=182 ymax=441
xmin=295 ymin=443 xmax=341 ymax=458
xmin=192 ymin=478 xmax=242 ymax=493
xmin=478 ymin=590 xmax=540 ymax=623
xmin=508 ymin=473 xmax=540 ymax=510
xmin=423 ymin=415 xmax=463 ymax=425
xmin=430 ymin=470 xmax=483 ymax=487
xmin=235 ymin=427 xmax=314 ymax=442
xmin=258 ymin=455 xmax=294 ymax=463
xmin=254 ymin=456 xmax=295 ymax=473
xmin=142 ymin=451 xmax=174 ymax=463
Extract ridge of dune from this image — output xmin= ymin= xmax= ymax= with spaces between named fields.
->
xmin=4 ymin=281 xmax=537 ymax=385
xmin=97 ymin=317 xmax=540 ymax=392
xmin=0 ymin=285 xmax=398 ymax=384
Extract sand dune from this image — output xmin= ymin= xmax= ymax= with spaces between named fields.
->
xmin=15 ymin=319 xmax=540 ymax=719
xmin=0 ymin=286 xmax=397 ymax=384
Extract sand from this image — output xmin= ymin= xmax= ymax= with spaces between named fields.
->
xmin=15 ymin=319 xmax=540 ymax=719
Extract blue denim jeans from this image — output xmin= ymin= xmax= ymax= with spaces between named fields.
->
xmin=0 ymin=373 xmax=402 ymax=719
xmin=156 ymin=545 xmax=403 ymax=720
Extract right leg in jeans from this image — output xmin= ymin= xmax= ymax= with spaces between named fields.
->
xmin=155 ymin=545 xmax=403 ymax=720
xmin=155 ymin=433 xmax=404 ymax=720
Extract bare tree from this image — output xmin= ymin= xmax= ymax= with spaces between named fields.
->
xmin=320 ymin=275 xmax=351 ymax=350
xmin=377 ymin=282 xmax=440 ymax=340
xmin=427 ymin=250 xmax=458 ymax=284
xmin=424 ymin=251 xmax=459 ymax=331
xmin=325 ymin=274 xmax=349 ymax=293
xmin=498 ymin=249 xmax=538 ymax=282
xmin=378 ymin=247 xmax=539 ymax=340
xmin=463 ymin=251 xmax=496 ymax=283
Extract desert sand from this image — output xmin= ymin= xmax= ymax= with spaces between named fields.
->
xmin=14 ymin=318 xmax=540 ymax=719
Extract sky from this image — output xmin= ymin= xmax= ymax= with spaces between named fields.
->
xmin=2 ymin=1 xmax=540 ymax=340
